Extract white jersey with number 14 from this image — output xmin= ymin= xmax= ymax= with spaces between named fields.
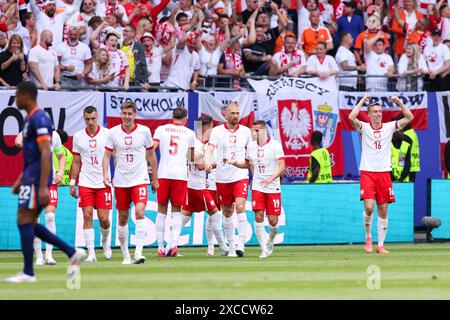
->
xmin=359 ymin=121 xmax=400 ymax=172
xmin=72 ymin=126 xmax=111 ymax=189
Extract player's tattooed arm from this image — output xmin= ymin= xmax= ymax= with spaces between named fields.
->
xmin=147 ymin=148 xmax=159 ymax=193
xmin=390 ymin=96 xmax=414 ymax=129
xmin=348 ymin=94 xmax=371 ymax=131
xmin=103 ymin=148 xmax=113 ymax=187
xmin=70 ymin=154 xmax=81 ymax=198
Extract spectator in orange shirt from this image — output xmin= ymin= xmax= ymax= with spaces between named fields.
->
xmin=354 ymin=13 xmax=389 ymax=66
xmin=391 ymin=0 xmax=423 ymax=57
xmin=406 ymin=18 xmax=432 ymax=50
xmin=299 ymin=9 xmax=333 ymax=55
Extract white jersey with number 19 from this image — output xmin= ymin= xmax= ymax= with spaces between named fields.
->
xmin=359 ymin=121 xmax=400 ymax=172
xmin=105 ymin=124 xmax=154 ymax=188
xmin=153 ymin=123 xmax=195 ymax=181
xmin=72 ymin=126 xmax=111 ymax=188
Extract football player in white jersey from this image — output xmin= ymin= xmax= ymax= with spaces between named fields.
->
xmin=70 ymin=106 xmax=112 ymax=262
xmin=153 ymin=107 xmax=195 ymax=257
xmin=102 ymin=101 xmax=159 ymax=264
xmin=349 ymin=95 xmax=414 ymax=254
xmin=181 ymin=115 xmax=229 ymax=256
xmin=15 ymin=130 xmax=65 ymax=265
xmin=204 ymin=102 xmax=253 ymax=257
xmin=229 ymin=120 xmax=286 ymax=258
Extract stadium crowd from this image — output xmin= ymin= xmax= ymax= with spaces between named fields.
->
xmin=0 ymin=0 xmax=449 ymax=92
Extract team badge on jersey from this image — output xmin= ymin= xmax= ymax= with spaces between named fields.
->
xmin=258 ymin=149 xmax=264 ymax=158
xmin=89 ymin=139 xmax=97 ymax=148
xmin=374 ymin=131 xmax=381 ymax=139
xmin=229 ymin=135 xmax=236 ymax=144
xmin=125 ymin=136 xmax=133 ymax=145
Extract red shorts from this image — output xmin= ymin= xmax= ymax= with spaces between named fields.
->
xmin=157 ymin=179 xmax=187 ymax=206
xmin=183 ymin=188 xmax=218 ymax=213
xmin=360 ymin=171 xmax=395 ymax=204
xmin=79 ymin=186 xmax=112 ymax=210
xmin=215 ymin=179 xmax=249 ymax=207
xmin=208 ymin=190 xmax=218 ymax=204
xmin=252 ymin=190 xmax=282 ymax=215
xmin=115 ymin=184 xmax=148 ymax=210
xmin=48 ymin=184 xmax=58 ymax=207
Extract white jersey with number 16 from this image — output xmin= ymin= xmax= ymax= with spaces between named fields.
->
xmin=359 ymin=121 xmax=400 ymax=172
xmin=105 ymin=124 xmax=154 ymax=188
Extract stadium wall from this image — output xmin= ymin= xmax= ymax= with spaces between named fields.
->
xmin=0 ymin=183 xmax=414 ymax=250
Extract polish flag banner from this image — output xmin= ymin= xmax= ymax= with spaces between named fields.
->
xmin=437 ymin=92 xmax=450 ymax=176
xmin=236 ymin=0 xmax=247 ymax=13
xmin=105 ymin=92 xmax=189 ymax=134
xmin=197 ymin=91 xmax=256 ymax=128
xmin=339 ymin=92 xmax=428 ymax=131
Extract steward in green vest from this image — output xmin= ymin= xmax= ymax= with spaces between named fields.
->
xmin=390 ymin=131 xmax=412 ymax=182
xmin=307 ymin=131 xmax=332 ymax=183
xmin=53 ymin=130 xmax=73 ymax=186
xmin=393 ymin=114 xmax=420 ymax=181
xmin=445 ymin=140 xmax=450 ymax=179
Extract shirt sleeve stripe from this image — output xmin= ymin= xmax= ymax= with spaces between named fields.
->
xmin=105 ymin=147 xmax=113 ymax=152
xmin=72 ymin=151 xmax=80 ymax=156
xmin=276 ymin=157 xmax=285 ymax=160
xmin=146 ymin=146 xmax=154 ymax=150
xmin=36 ymin=135 xmax=51 ymax=142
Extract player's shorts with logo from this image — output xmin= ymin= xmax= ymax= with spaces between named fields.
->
xmin=360 ymin=171 xmax=395 ymax=204
xmin=79 ymin=186 xmax=112 ymax=209
xmin=115 ymin=184 xmax=148 ymax=210
xmin=183 ymin=188 xmax=218 ymax=213
xmin=157 ymin=178 xmax=187 ymax=206
xmin=215 ymin=179 xmax=249 ymax=206
xmin=252 ymin=190 xmax=282 ymax=215
xmin=48 ymin=184 xmax=58 ymax=207
xmin=18 ymin=170 xmax=52 ymax=212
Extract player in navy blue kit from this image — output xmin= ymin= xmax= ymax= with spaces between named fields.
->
xmin=4 ymin=82 xmax=85 ymax=283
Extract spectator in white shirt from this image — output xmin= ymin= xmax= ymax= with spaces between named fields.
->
xmin=306 ymin=41 xmax=339 ymax=91
xmin=335 ymin=32 xmax=365 ymax=91
xmin=22 ymin=13 xmax=38 ymax=53
xmin=30 ymin=0 xmax=77 ymax=49
xmin=28 ymin=29 xmax=61 ymax=91
xmin=142 ymin=32 xmax=168 ymax=85
xmin=95 ymin=0 xmax=129 ymax=26
xmin=86 ymin=47 xmax=115 ymax=88
xmin=56 ymin=26 xmax=93 ymax=88
xmin=396 ymin=43 xmax=428 ymax=91
xmin=164 ymin=31 xmax=200 ymax=91
xmin=423 ymin=29 xmax=450 ymax=91
xmin=364 ymin=35 xmax=395 ymax=92
xmin=271 ymin=32 xmax=307 ymax=77
xmin=6 ymin=12 xmax=30 ymax=52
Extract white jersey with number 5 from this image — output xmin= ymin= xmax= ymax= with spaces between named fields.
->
xmin=153 ymin=123 xmax=195 ymax=181
xmin=248 ymin=138 xmax=284 ymax=194
xmin=208 ymin=124 xmax=252 ymax=183
xmin=105 ymin=124 xmax=153 ymax=188
xmin=72 ymin=126 xmax=111 ymax=189
xmin=359 ymin=121 xmax=400 ymax=172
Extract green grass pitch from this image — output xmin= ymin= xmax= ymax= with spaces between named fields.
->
xmin=1 ymin=244 xmax=450 ymax=300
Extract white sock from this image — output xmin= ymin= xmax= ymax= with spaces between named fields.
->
xmin=377 ymin=217 xmax=388 ymax=247
xmin=254 ymin=221 xmax=267 ymax=251
xmin=210 ymin=212 xmax=225 ymax=246
xmin=34 ymin=238 xmax=43 ymax=258
xmin=223 ymin=216 xmax=235 ymax=250
xmin=156 ymin=213 xmax=166 ymax=250
xmin=100 ymin=227 xmax=110 ymax=246
xmin=182 ymin=214 xmax=191 ymax=228
xmin=45 ymin=212 xmax=56 ymax=258
xmin=205 ymin=215 xmax=214 ymax=246
xmin=363 ymin=210 xmax=373 ymax=238
xmin=268 ymin=223 xmax=279 ymax=243
xmin=117 ymin=224 xmax=130 ymax=258
xmin=83 ymin=228 xmax=95 ymax=256
xmin=236 ymin=212 xmax=247 ymax=249
xmin=135 ymin=219 xmax=146 ymax=258
xmin=170 ymin=211 xmax=182 ymax=248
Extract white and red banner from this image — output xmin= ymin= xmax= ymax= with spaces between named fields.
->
xmin=197 ymin=91 xmax=256 ymax=128
xmin=0 ymin=90 xmax=103 ymax=185
xmin=339 ymin=92 xmax=429 ymax=130
xmin=248 ymin=77 xmax=344 ymax=180
xmin=437 ymin=92 xmax=450 ymax=176
xmin=105 ymin=92 xmax=189 ymax=133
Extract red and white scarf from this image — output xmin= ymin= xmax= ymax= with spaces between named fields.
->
xmin=224 ymin=48 xmax=242 ymax=71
